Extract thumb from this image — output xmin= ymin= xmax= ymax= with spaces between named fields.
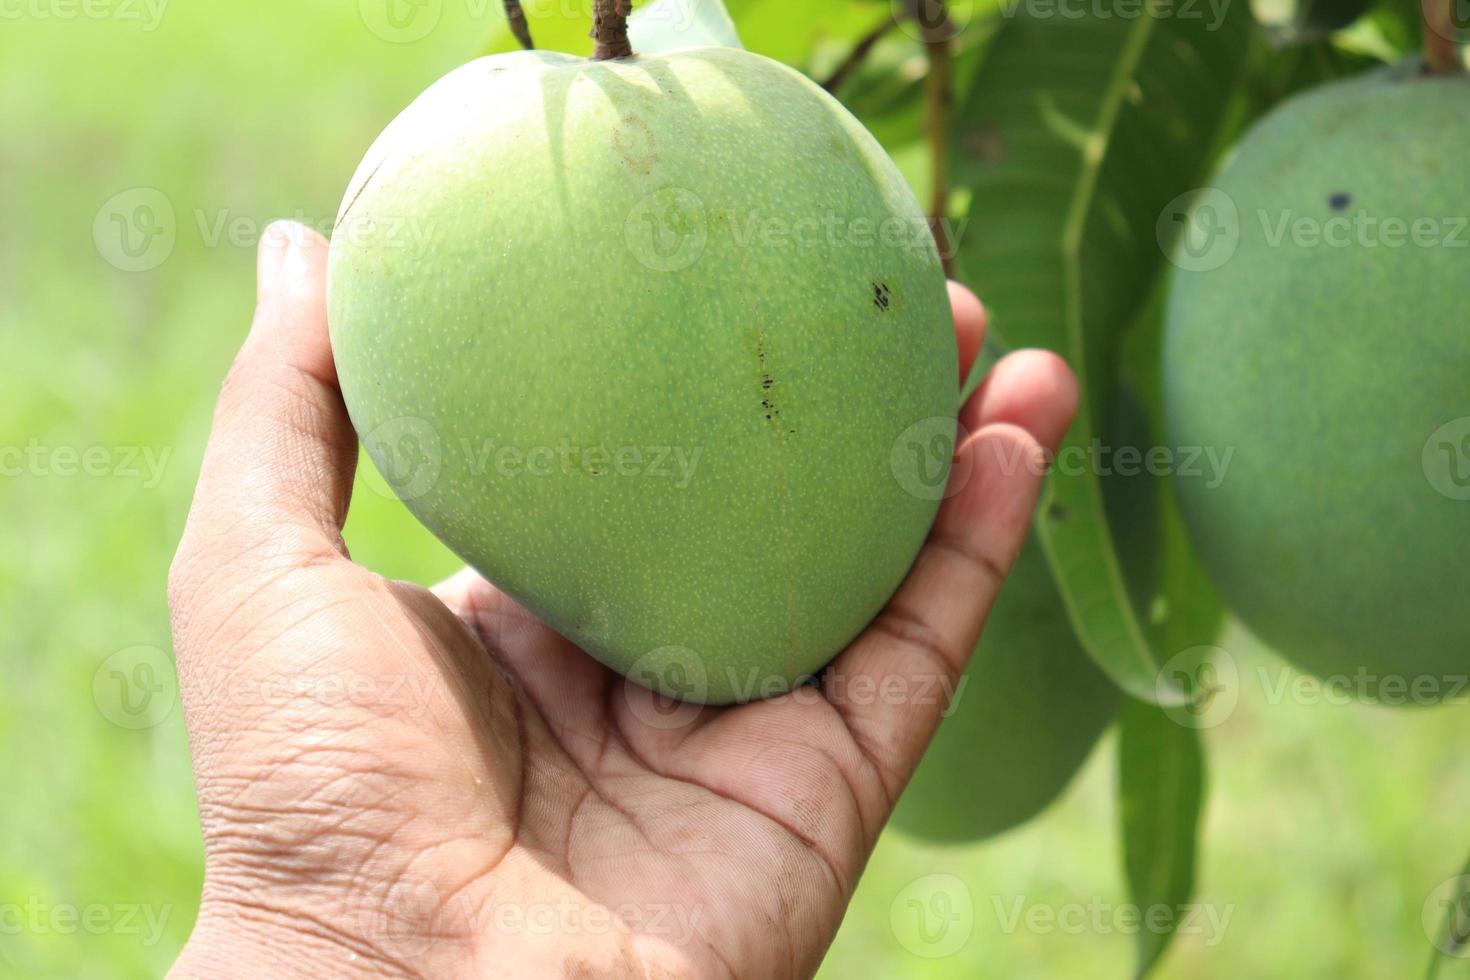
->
xmin=173 ymin=221 xmax=358 ymax=591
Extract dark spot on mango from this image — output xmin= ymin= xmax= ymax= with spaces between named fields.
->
xmin=872 ymin=281 xmax=893 ymax=312
xmin=755 ymin=332 xmax=783 ymax=427
xmin=1328 ymin=192 xmax=1351 ymax=211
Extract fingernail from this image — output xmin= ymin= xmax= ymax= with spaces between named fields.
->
xmin=279 ymin=223 xmax=317 ymax=296
xmin=257 ymin=220 xmax=292 ymax=301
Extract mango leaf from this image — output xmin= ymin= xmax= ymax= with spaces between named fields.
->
xmin=630 ymin=0 xmax=744 ymax=53
xmin=1226 ymin=36 xmax=1383 ymax=141
xmin=1257 ymin=0 xmax=1375 ymax=42
xmin=947 ymin=0 xmax=1254 ymax=702
xmin=1118 ymin=698 xmax=1206 ymax=979
xmin=1290 ymin=0 xmax=1375 ymax=38
xmin=726 ymin=0 xmax=885 ymax=66
xmin=1121 ymin=284 xmax=1226 ymax=660
xmin=1426 ymin=849 xmax=1470 ymax=979
xmin=1361 ymin=0 xmax=1424 ymax=56
xmin=839 ymin=30 xmax=991 ymax=161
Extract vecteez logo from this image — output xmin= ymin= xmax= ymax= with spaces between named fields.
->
xmin=1159 ymin=187 xmax=1240 ymax=273
xmin=1256 ymin=207 xmax=1470 ymax=250
xmin=997 ymin=0 xmax=1233 ymax=30
xmin=0 ymin=0 xmax=169 ymax=30
xmin=1424 ymin=417 xmax=1470 ymax=501
xmin=94 ymin=188 xmax=176 ymax=272
xmin=890 ymin=874 xmax=975 ymax=958
xmin=358 ymin=0 xmax=442 ymax=42
xmin=93 ymin=645 xmax=178 ymax=730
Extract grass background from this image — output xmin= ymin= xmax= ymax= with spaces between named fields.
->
xmin=1 ymin=1 xmax=1467 ymax=976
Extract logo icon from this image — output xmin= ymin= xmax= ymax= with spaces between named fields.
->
xmin=360 ymin=876 xmax=443 ymax=957
xmin=361 ymin=416 xmax=444 ymax=502
xmin=623 ymin=646 xmax=708 ymax=730
xmin=625 ymin=188 xmax=709 ymax=273
xmin=94 ymin=188 xmax=177 ymax=273
xmin=1423 ymin=417 xmax=1470 ymax=501
xmin=359 ymin=0 xmax=442 ymax=43
xmin=890 ymin=874 xmax=974 ymax=958
xmin=93 ymin=645 xmax=178 ymax=730
xmin=1157 ymin=645 xmax=1239 ymax=729
xmin=892 ymin=0 xmax=973 ymax=42
xmin=1423 ymin=874 xmax=1470 ymax=958
xmin=1158 ymin=187 xmax=1239 ymax=273
xmin=891 ymin=417 xmax=966 ymax=501
xmin=1422 ymin=0 xmax=1470 ymax=44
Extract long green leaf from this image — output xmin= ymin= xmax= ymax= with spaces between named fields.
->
xmin=1257 ymin=0 xmax=1375 ymax=42
xmin=948 ymin=0 xmax=1253 ymax=702
xmin=726 ymin=1 xmax=901 ymax=66
xmin=1122 ymin=283 xmax=1226 ymax=664
xmin=1118 ymin=698 xmax=1206 ymax=979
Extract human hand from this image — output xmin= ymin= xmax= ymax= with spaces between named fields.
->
xmin=166 ymin=221 xmax=1076 ymax=978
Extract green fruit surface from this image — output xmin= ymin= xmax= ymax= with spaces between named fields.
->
xmin=891 ymin=395 xmax=1154 ymax=843
xmin=327 ymin=49 xmax=956 ymax=704
xmin=1164 ymin=65 xmax=1470 ymax=693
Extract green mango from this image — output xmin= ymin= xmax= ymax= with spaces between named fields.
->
xmin=892 ymin=395 xmax=1154 ymax=842
xmin=1163 ymin=64 xmax=1470 ymax=700
xmin=327 ymin=49 xmax=956 ymax=704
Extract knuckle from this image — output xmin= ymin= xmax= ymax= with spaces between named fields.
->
xmin=933 ymin=529 xmax=1009 ymax=593
xmin=870 ymin=603 xmax=963 ymax=677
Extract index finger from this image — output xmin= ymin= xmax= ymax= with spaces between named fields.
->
xmin=169 ymin=224 xmax=358 ymax=621
xmin=825 ymin=349 xmax=1078 ymax=807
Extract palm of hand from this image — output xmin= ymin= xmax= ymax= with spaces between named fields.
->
xmin=167 ymin=224 xmax=1074 ymax=978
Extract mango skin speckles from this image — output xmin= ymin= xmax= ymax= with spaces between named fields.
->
xmin=327 ymin=48 xmax=956 ymax=704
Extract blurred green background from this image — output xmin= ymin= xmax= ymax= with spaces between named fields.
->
xmin=1 ymin=1 xmax=1467 ymax=977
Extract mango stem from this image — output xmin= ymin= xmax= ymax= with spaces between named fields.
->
xmin=591 ymin=0 xmax=634 ymax=61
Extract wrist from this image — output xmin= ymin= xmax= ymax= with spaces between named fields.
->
xmin=171 ymin=868 xmax=701 ymax=979
xmin=169 ymin=883 xmax=461 ymax=979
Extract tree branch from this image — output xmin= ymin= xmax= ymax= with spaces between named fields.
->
xmin=1422 ymin=0 xmax=1461 ymax=75
xmin=502 ymin=0 xmax=534 ymax=50
xmin=821 ymin=18 xmax=901 ymax=94
xmin=910 ymin=0 xmax=957 ymax=273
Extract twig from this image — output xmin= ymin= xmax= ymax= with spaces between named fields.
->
xmin=502 ymin=0 xmax=534 ymax=50
xmin=821 ymin=18 xmax=901 ymax=93
xmin=1422 ymin=0 xmax=1461 ymax=75
xmin=908 ymin=0 xmax=957 ymax=272
xmin=591 ymin=0 xmax=634 ymax=61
